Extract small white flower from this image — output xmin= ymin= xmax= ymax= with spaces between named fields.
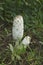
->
xmin=21 ymin=36 xmax=31 ymax=46
xmin=12 ymin=15 xmax=24 ymax=42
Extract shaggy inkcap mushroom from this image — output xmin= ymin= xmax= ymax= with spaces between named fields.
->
xmin=21 ymin=36 xmax=31 ymax=46
xmin=12 ymin=15 xmax=24 ymax=42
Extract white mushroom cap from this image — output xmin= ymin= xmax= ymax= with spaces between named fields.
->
xmin=21 ymin=36 xmax=31 ymax=46
xmin=12 ymin=15 xmax=24 ymax=42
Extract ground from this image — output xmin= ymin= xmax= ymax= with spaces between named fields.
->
xmin=0 ymin=21 xmax=43 ymax=65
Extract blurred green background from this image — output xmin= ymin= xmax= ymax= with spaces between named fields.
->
xmin=0 ymin=0 xmax=43 ymax=65
xmin=0 ymin=0 xmax=43 ymax=41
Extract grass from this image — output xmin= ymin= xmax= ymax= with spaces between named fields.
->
xmin=0 ymin=20 xmax=43 ymax=65
xmin=0 ymin=0 xmax=43 ymax=65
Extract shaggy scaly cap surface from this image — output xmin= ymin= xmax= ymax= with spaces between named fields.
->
xmin=12 ymin=15 xmax=24 ymax=42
